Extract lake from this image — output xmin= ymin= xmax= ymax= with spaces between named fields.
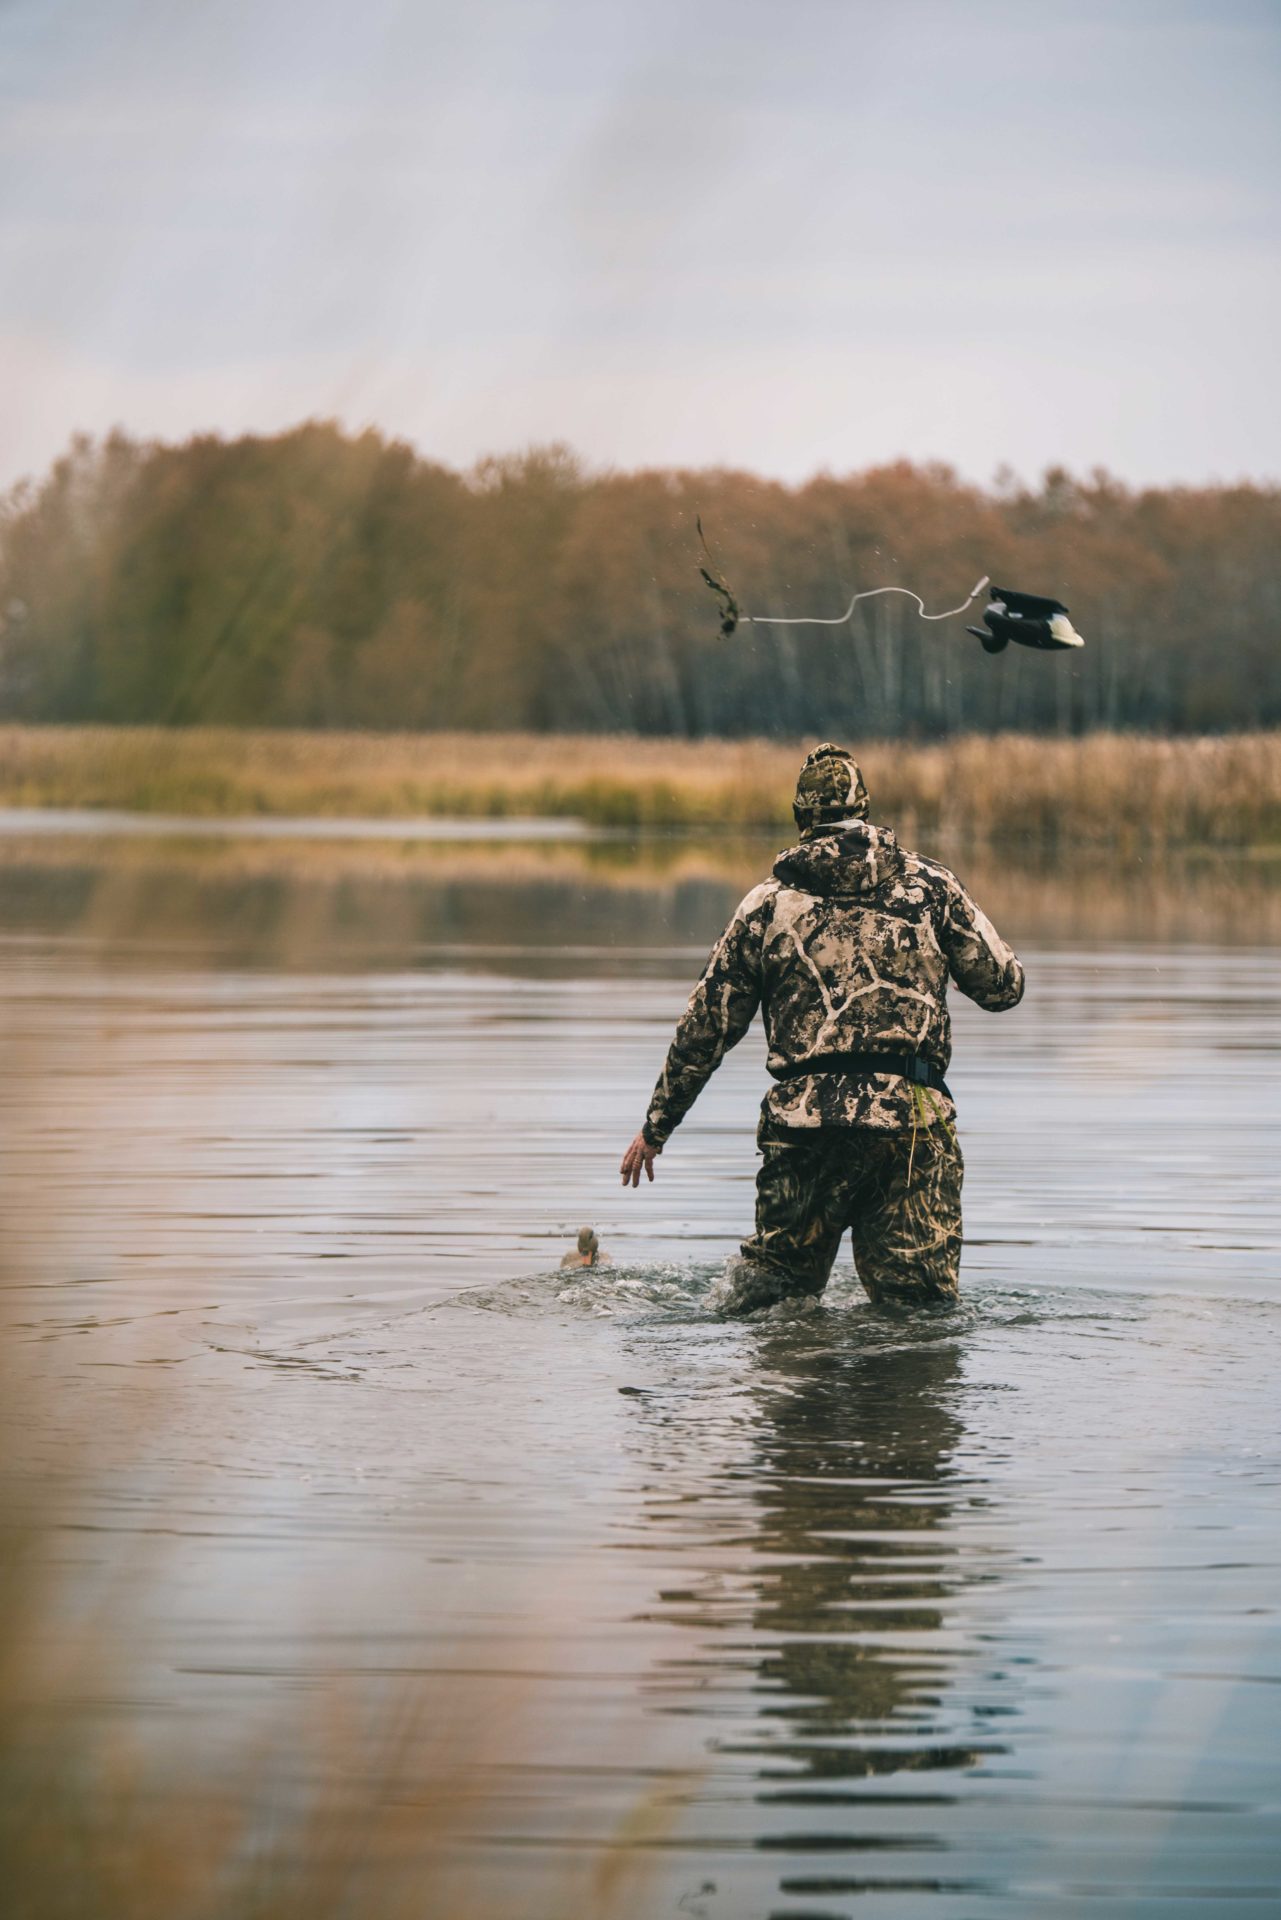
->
xmin=2 ymin=821 xmax=1279 ymax=1919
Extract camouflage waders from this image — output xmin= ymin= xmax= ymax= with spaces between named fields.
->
xmin=726 ymin=1116 xmax=964 ymax=1315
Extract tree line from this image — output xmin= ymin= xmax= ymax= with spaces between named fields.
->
xmin=1 ymin=423 xmax=1277 ymax=737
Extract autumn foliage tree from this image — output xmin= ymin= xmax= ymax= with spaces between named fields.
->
xmin=1 ymin=424 xmax=1278 ymax=737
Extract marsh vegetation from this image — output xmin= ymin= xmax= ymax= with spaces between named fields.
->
xmin=3 ymin=724 xmax=1281 ymax=844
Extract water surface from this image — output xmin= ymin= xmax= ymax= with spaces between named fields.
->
xmin=2 ymin=832 xmax=1279 ymax=1918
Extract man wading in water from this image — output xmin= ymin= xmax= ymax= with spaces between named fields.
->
xmin=619 ymin=744 xmax=1025 ymax=1314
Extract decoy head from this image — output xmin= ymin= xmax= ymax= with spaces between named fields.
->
xmin=967 ymin=623 xmax=1009 ymax=653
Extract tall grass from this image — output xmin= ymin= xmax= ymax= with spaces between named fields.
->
xmin=2 ymin=726 xmax=1281 ymax=843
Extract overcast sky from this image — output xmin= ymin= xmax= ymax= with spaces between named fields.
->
xmin=1 ymin=0 xmax=1278 ymax=491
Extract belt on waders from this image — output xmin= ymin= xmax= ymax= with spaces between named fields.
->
xmin=770 ymin=1050 xmax=952 ymax=1099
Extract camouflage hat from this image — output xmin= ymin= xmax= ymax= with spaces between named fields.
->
xmin=792 ymin=742 xmax=869 ymax=833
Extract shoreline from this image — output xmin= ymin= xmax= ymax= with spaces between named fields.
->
xmin=1 ymin=724 xmax=1280 ymax=845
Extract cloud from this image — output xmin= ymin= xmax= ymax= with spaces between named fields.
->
xmin=1 ymin=0 xmax=1278 ymax=488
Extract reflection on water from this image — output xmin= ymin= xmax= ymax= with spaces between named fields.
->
xmin=634 ymin=1324 xmax=994 ymax=1801
xmin=1 ymin=821 xmax=1281 ymax=964
xmin=2 ymin=826 xmax=1280 ymax=1917
xmin=740 ymin=1335 xmax=981 ymax=1793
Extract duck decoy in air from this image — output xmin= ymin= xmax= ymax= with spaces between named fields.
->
xmin=967 ymin=587 xmax=1085 ymax=654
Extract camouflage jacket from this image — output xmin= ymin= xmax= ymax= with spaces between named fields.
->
xmin=642 ymin=822 xmax=1024 ymax=1144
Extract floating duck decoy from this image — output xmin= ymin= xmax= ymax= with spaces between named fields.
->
xmin=560 ymin=1226 xmax=609 ymax=1269
xmin=966 ymin=587 xmax=1084 ymax=654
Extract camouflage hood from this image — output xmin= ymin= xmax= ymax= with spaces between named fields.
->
xmin=642 ymin=821 xmax=1025 ymax=1146
xmin=772 ymin=820 xmax=905 ymax=899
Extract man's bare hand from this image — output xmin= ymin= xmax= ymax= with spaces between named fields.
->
xmin=620 ymin=1132 xmax=660 ymax=1188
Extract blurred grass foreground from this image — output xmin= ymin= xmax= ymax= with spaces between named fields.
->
xmin=2 ymin=725 xmax=1281 ymax=845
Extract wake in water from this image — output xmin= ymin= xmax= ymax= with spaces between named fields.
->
xmin=457 ymin=1262 xmax=1281 ymax=1349
xmin=193 ymin=1261 xmax=1281 ymax=1395
xmin=464 ymin=1260 xmax=1000 ymax=1332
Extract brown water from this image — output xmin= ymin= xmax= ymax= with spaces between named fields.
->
xmin=2 ymin=827 xmax=1280 ymax=1919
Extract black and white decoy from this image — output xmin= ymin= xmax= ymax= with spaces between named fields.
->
xmin=967 ymin=587 xmax=1084 ymax=654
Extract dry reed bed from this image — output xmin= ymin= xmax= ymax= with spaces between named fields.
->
xmin=1 ymin=726 xmax=1279 ymax=842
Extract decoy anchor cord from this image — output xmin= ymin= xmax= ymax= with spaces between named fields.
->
xmin=743 ymin=575 xmax=990 ymax=628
